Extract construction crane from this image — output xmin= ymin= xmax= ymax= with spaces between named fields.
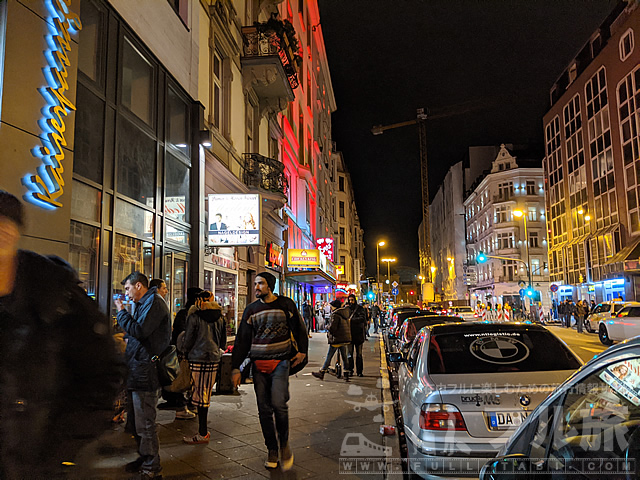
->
xmin=372 ymin=108 xmax=431 ymax=294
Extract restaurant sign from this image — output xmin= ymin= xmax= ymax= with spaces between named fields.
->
xmin=287 ymin=248 xmax=321 ymax=268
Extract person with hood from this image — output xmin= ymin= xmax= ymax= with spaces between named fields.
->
xmin=158 ymin=286 xmax=203 ymax=414
xmin=181 ymin=291 xmax=227 ymax=444
xmin=346 ymin=295 xmax=367 ymax=377
xmin=312 ymin=299 xmax=352 ymax=381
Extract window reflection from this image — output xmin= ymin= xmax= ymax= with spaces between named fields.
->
xmin=121 ymin=38 xmax=153 ymax=125
xmin=215 ymin=270 xmax=237 ymax=336
xmin=69 ymin=221 xmax=99 ymax=299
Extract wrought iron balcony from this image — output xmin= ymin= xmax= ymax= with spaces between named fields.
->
xmin=242 ymin=153 xmax=288 ymax=200
xmin=241 ymin=24 xmax=299 ymax=111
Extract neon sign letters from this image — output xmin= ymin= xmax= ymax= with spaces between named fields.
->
xmin=23 ymin=0 xmax=82 ymax=209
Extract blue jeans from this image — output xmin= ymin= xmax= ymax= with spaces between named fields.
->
xmin=320 ymin=345 xmax=349 ymax=372
xmin=253 ymin=360 xmax=290 ymax=452
xmin=130 ymin=389 xmax=161 ymax=474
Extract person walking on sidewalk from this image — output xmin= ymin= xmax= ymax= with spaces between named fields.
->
xmin=371 ymin=302 xmax=381 ymax=334
xmin=566 ymin=300 xmax=576 ymax=328
xmin=0 ymin=191 xmax=124 ymax=479
xmin=116 ymin=272 xmax=171 ymax=479
xmin=575 ymin=300 xmax=586 ymax=334
xmin=346 ymin=295 xmax=367 ymax=377
xmin=302 ymin=298 xmax=313 ymax=337
xmin=312 ymin=299 xmax=352 ymax=381
xmin=558 ymin=299 xmax=567 ymax=327
xmin=182 ymin=291 xmax=227 ymax=444
xmin=159 ymin=287 xmax=202 ymax=417
xmin=231 ymin=272 xmax=308 ymax=471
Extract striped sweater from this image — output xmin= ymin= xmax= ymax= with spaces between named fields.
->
xmin=232 ymin=295 xmax=308 ymax=369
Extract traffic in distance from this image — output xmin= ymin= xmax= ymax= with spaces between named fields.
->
xmin=379 ymin=303 xmax=640 ymax=479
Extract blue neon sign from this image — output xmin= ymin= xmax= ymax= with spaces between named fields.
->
xmin=22 ymin=0 xmax=82 ymax=210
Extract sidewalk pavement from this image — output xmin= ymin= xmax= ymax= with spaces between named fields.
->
xmin=72 ymin=332 xmax=401 ymax=479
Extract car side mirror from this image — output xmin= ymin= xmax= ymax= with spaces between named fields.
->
xmin=480 ymin=454 xmax=528 ymax=480
xmin=388 ymin=352 xmax=405 ymax=363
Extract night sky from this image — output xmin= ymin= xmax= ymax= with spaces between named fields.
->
xmin=317 ymin=0 xmax=619 ymax=276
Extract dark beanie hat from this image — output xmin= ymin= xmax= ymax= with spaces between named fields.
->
xmin=256 ymin=272 xmax=277 ymax=292
xmin=330 ymin=299 xmax=342 ymax=309
xmin=0 ymin=190 xmax=24 ymax=228
xmin=186 ymin=287 xmax=203 ymax=304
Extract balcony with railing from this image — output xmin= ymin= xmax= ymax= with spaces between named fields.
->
xmin=241 ymin=20 xmax=300 ymax=112
xmin=242 ymin=153 xmax=288 ymax=209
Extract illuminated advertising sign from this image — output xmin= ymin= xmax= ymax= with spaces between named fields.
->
xmin=316 ymin=237 xmax=334 ymax=262
xmin=208 ymin=194 xmax=261 ymax=246
xmin=336 ymin=265 xmax=345 ymax=275
xmin=23 ymin=0 xmax=82 ymax=209
xmin=287 ymin=249 xmax=321 ymax=268
xmin=266 ymin=243 xmax=284 ymax=269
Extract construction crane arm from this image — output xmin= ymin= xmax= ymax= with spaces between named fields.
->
xmin=371 ymin=119 xmax=418 ymax=135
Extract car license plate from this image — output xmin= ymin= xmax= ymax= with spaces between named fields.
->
xmin=488 ymin=411 xmax=529 ymax=429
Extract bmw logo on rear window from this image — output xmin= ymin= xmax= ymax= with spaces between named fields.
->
xmin=469 ymin=336 xmax=530 ymax=364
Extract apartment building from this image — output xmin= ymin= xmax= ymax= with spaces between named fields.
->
xmin=543 ymin=0 xmax=640 ymax=302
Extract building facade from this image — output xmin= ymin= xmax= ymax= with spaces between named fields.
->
xmin=543 ymin=0 xmax=640 ymax=303
xmin=1 ymin=0 xmax=362 ymax=332
xmin=465 ymin=145 xmax=550 ymax=310
xmin=429 ymin=161 xmax=467 ymax=302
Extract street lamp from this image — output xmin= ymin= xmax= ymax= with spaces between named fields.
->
xmin=512 ymin=210 xmax=532 ymax=288
xmin=382 ymin=258 xmax=396 ymax=294
xmin=430 ymin=265 xmax=436 ymax=283
xmin=376 ymin=241 xmax=385 ymax=305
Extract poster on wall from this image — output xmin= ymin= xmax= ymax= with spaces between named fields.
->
xmin=316 ymin=238 xmax=334 ymax=262
xmin=208 ymin=194 xmax=261 ymax=246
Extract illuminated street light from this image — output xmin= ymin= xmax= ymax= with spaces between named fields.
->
xmin=376 ymin=241 xmax=386 ymax=304
xmin=512 ymin=209 xmax=532 ymax=289
xmin=382 ymin=258 xmax=396 ymax=295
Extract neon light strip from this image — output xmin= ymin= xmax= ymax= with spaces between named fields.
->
xmin=22 ymin=0 xmax=81 ymax=210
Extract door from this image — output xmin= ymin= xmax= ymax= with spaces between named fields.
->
xmin=623 ymin=306 xmax=640 ymax=339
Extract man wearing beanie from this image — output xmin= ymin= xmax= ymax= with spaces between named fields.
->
xmin=231 ymin=271 xmax=308 ymax=471
xmin=0 ymin=191 xmax=124 ymax=478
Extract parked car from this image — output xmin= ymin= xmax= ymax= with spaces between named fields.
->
xmin=598 ymin=301 xmax=640 ymax=346
xmin=450 ymin=305 xmax=476 ymax=321
xmin=390 ymin=323 xmax=583 ymax=478
xmin=480 ymin=336 xmax=640 ymax=480
xmin=585 ymin=301 xmax=627 ymax=333
xmin=385 ymin=305 xmax=420 ymax=336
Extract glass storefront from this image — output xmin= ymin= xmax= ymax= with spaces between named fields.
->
xmin=216 ymin=270 xmax=237 ymax=337
xmin=67 ymin=0 xmax=196 ymax=319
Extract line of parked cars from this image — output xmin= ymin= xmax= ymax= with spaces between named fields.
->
xmin=384 ymin=305 xmax=640 ymax=479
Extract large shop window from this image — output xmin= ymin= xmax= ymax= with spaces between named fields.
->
xmin=165 ymin=153 xmax=190 ymax=223
xmin=121 ymin=38 xmax=154 ymax=125
xmin=74 ymin=83 xmax=104 ymax=184
xmin=117 ymin=116 xmax=156 ymax=206
xmin=69 ymin=221 xmax=99 ymax=299
xmin=77 ymin=0 xmax=104 ymax=84
xmin=167 ymin=88 xmax=189 ymax=155
xmin=164 ymin=253 xmax=187 ymax=317
xmin=115 ymin=199 xmax=154 ymax=239
xmin=216 ymin=270 xmax=237 ymax=336
xmin=71 ymin=180 xmax=101 ymax=223
xmin=112 ymin=235 xmax=154 ymax=316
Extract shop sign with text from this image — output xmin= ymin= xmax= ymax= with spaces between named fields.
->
xmin=266 ymin=242 xmax=284 ymax=270
xmin=336 ymin=265 xmax=345 ymax=275
xmin=287 ymin=248 xmax=321 ymax=268
xmin=208 ymin=194 xmax=261 ymax=246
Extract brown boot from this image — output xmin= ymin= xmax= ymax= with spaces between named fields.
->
xmin=312 ymin=371 xmax=325 ymax=380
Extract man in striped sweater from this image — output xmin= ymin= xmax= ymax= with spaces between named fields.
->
xmin=231 ymin=272 xmax=308 ymax=471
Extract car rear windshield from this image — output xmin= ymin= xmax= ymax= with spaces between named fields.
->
xmin=456 ymin=307 xmax=473 ymax=313
xmin=592 ymin=304 xmax=611 ymax=314
xmin=427 ymin=329 xmax=581 ymax=374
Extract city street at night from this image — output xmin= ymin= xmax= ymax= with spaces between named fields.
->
xmin=4 ymin=0 xmax=640 ymax=479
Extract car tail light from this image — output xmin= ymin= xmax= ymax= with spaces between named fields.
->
xmin=419 ymin=403 xmax=467 ymax=431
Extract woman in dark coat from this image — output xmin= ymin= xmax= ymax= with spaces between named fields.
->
xmin=181 ymin=292 xmax=227 ymax=444
xmin=311 ymin=299 xmax=352 ymax=381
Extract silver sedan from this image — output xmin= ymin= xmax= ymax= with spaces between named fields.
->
xmin=392 ymin=322 xmax=583 ymax=478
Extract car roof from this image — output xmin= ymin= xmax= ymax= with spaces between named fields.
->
xmin=422 ymin=322 xmax=548 ymax=336
xmin=618 ymin=302 xmax=640 ymax=306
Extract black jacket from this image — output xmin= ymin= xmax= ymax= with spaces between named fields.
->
xmin=117 ymin=286 xmax=171 ymax=391
xmin=348 ymin=304 xmax=368 ymax=345
xmin=327 ymin=307 xmax=352 ymax=345
xmin=0 ymin=251 xmax=124 ymax=479
xmin=183 ymin=302 xmax=227 ymax=363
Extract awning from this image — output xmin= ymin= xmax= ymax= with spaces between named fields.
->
xmin=567 ymin=232 xmax=590 ymax=246
xmin=605 ymin=236 xmax=640 ymax=265
xmin=285 ymin=269 xmax=336 ymax=287
xmin=593 ymin=223 xmax=619 ymax=238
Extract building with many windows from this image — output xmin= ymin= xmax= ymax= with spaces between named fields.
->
xmin=543 ymin=0 xmax=640 ymax=303
xmin=465 ymin=145 xmax=550 ymax=310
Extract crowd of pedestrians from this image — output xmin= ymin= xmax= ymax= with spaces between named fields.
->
xmin=0 ymin=190 xmax=384 ymax=479
xmin=557 ymin=298 xmax=599 ymax=333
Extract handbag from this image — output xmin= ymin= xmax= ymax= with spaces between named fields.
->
xmin=152 ymin=345 xmax=180 ymax=387
xmin=165 ymin=358 xmax=192 ymax=392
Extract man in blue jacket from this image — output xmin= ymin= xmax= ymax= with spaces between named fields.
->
xmin=116 ymin=272 xmax=171 ymax=479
